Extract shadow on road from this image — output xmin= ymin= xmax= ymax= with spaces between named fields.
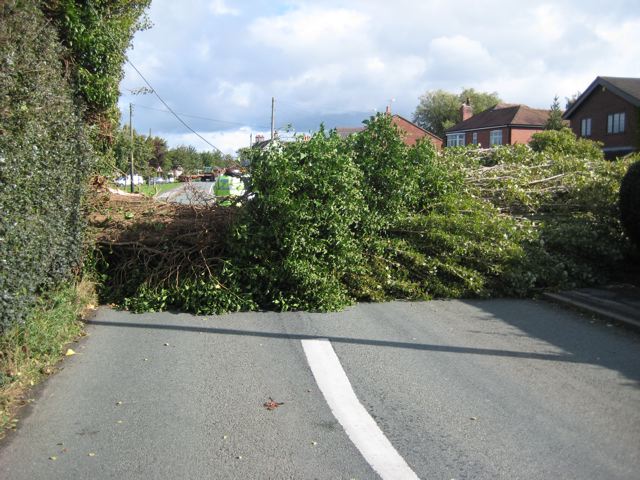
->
xmin=87 ymin=318 xmax=593 ymax=365
xmin=461 ymin=299 xmax=640 ymax=388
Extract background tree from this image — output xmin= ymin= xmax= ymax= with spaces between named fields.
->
xmin=166 ymin=145 xmax=201 ymax=173
xmin=112 ymin=125 xmax=154 ymax=175
xmin=544 ymin=95 xmax=565 ymax=130
xmin=565 ymin=91 xmax=582 ymax=110
xmin=413 ymin=88 xmax=501 ymax=138
xmin=150 ymin=137 xmax=169 ymax=172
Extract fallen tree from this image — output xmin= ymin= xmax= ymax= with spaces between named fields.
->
xmin=92 ymin=116 xmax=638 ymax=313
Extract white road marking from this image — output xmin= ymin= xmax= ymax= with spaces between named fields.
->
xmin=302 ymin=338 xmax=420 ymax=480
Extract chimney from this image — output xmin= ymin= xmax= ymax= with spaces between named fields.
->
xmin=254 ymin=134 xmax=265 ymax=144
xmin=460 ymin=97 xmax=473 ymax=121
xmin=385 ymin=105 xmax=391 ymax=115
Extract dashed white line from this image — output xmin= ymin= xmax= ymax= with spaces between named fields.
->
xmin=302 ymin=338 xmax=420 ymax=480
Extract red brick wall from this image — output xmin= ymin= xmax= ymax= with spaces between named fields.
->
xmin=392 ymin=116 xmax=443 ymax=150
xmin=459 ymin=127 xmax=541 ymax=147
xmin=569 ymin=86 xmax=638 ymax=151
xmin=510 ymin=127 xmax=544 ymax=145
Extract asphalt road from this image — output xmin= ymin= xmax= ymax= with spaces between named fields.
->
xmin=1 ymin=300 xmax=639 ymax=479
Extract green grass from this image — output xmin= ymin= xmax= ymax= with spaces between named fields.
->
xmin=0 ymin=280 xmax=95 ymax=437
xmin=134 ymin=183 xmax=181 ymax=197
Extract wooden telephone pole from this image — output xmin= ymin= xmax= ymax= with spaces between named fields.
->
xmin=129 ymin=103 xmax=134 ymax=193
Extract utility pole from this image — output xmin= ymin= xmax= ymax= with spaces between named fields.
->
xmin=129 ymin=103 xmax=134 ymax=193
xmin=271 ymin=96 xmax=275 ymax=140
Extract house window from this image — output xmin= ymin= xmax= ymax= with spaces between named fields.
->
xmin=472 ymin=132 xmax=478 ymax=145
xmin=490 ymin=129 xmax=502 ymax=146
xmin=447 ymin=133 xmax=465 ymax=147
xmin=581 ymin=118 xmax=592 ymax=137
xmin=607 ymin=112 xmax=625 ymax=134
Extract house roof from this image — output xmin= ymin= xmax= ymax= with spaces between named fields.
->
xmin=336 ymin=115 xmax=442 ymax=142
xmin=563 ymin=76 xmax=640 ymax=119
xmin=446 ymin=104 xmax=550 ymax=133
xmin=391 ymin=114 xmax=443 ymax=142
xmin=335 ymin=127 xmax=365 ymax=138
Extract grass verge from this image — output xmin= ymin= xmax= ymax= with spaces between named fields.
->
xmin=0 ymin=279 xmax=96 ymax=438
xmin=135 ymin=182 xmax=180 ymax=197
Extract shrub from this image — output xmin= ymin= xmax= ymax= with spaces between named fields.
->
xmin=230 ymin=130 xmax=367 ymax=311
xmin=529 ymin=128 xmax=603 ymax=159
xmin=619 ymin=159 xmax=640 ymax=247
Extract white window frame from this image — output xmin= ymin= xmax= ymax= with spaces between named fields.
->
xmin=581 ymin=118 xmax=592 ymax=137
xmin=447 ymin=133 xmax=465 ymax=147
xmin=489 ymin=129 xmax=503 ymax=146
xmin=472 ymin=132 xmax=478 ymax=145
xmin=607 ymin=112 xmax=625 ymax=134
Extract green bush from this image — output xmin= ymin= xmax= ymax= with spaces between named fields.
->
xmin=230 ymin=129 xmax=367 ymax=311
xmin=619 ymin=159 xmax=640 ymax=247
xmin=0 ymin=2 xmax=93 ymax=331
xmin=529 ymin=128 xmax=603 ymax=159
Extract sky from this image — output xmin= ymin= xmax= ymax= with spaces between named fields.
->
xmin=118 ymin=0 xmax=640 ymax=155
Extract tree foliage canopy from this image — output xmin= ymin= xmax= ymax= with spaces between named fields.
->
xmin=413 ymin=88 xmax=502 ymax=138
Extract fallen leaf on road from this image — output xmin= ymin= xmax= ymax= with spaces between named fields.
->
xmin=65 ymin=349 xmax=76 ymax=356
xmin=115 ymin=401 xmax=123 ymax=406
xmin=88 ymin=452 xmax=96 ymax=457
xmin=470 ymin=416 xmax=478 ymax=421
xmin=263 ymin=397 xmax=284 ymax=410
xmin=49 ymin=456 xmax=57 ymax=461
xmin=163 ymin=343 xmax=170 ymax=346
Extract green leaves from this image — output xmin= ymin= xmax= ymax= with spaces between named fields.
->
xmin=98 ymin=114 xmax=633 ymax=315
xmin=0 ymin=2 xmax=93 ymax=330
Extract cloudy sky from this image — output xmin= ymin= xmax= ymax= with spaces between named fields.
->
xmin=118 ymin=0 xmax=640 ymax=154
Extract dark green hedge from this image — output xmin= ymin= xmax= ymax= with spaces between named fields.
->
xmin=620 ymin=159 xmax=640 ymax=247
xmin=0 ymin=1 xmax=93 ymax=330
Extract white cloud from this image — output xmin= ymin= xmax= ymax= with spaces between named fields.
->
xmin=426 ymin=35 xmax=497 ymax=83
xmin=209 ymin=0 xmax=240 ymax=16
xmin=212 ymin=81 xmax=256 ymax=108
xmin=248 ymin=7 xmax=371 ymax=59
xmin=161 ymin=127 xmax=270 ymax=155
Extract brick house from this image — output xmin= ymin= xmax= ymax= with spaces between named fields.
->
xmin=337 ymin=112 xmax=443 ymax=150
xmin=445 ymin=103 xmax=550 ymax=148
xmin=390 ymin=114 xmax=443 ymax=149
xmin=562 ymin=76 xmax=640 ymax=159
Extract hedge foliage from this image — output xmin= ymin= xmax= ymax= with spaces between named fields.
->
xmin=1 ymin=0 xmax=150 ymax=330
xmin=42 ymin=0 xmax=151 ymax=162
xmin=619 ymin=160 xmax=640 ymax=247
xmin=113 ymin=114 xmax=636 ymax=314
xmin=0 ymin=1 xmax=95 ymax=330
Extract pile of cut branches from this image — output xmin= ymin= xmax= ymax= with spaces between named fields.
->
xmin=87 ymin=183 xmax=237 ymax=303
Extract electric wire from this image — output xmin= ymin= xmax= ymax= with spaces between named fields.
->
xmin=126 ymin=59 xmax=223 ymax=153
xmin=132 ymin=104 xmax=272 ymax=130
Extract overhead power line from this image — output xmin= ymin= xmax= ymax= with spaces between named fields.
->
xmin=126 ymin=59 xmax=222 ymax=153
xmin=132 ymin=103 xmax=272 ymax=131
